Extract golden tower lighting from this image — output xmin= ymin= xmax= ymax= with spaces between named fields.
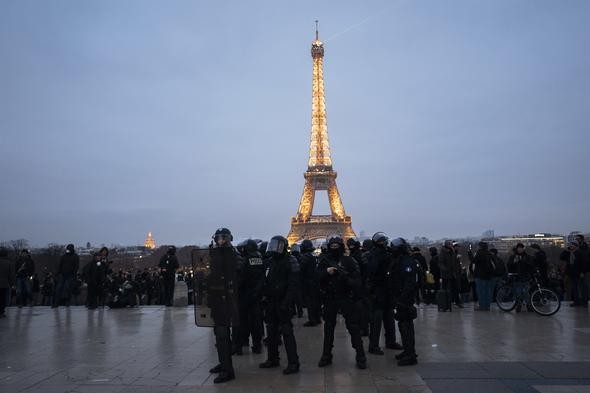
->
xmin=144 ymin=231 xmax=156 ymax=250
xmin=287 ymin=22 xmax=356 ymax=245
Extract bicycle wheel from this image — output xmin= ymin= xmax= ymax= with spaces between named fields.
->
xmin=530 ymin=288 xmax=561 ymax=316
xmin=496 ymin=284 xmax=517 ymax=312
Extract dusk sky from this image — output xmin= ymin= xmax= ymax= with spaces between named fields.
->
xmin=1 ymin=0 xmax=589 ymax=247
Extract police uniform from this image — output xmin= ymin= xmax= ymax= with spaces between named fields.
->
xmin=317 ymin=240 xmax=367 ymax=369
xmin=389 ymin=251 xmax=419 ymax=365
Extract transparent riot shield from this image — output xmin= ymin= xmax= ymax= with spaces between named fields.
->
xmin=191 ymin=247 xmax=239 ymax=327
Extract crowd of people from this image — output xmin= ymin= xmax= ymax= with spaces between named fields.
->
xmin=0 ymin=245 xmax=197 ymax=311
xmin=0 ymin=231 xmax=588 ymax=385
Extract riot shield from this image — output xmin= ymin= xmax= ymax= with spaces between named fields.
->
xmin=191 ymin=247 xmax=239 ymax=327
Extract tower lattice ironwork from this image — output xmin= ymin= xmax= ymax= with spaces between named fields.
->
xmin=287 ymin=23 xmax=356 ymax=244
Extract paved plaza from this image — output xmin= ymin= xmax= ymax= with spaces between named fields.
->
xmin=1 ymin=305 xmax=589 ymax=393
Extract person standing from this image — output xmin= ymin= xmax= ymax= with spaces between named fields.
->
xmin=236 ymin=239 xmax=266 ymax=354
xmin=507 ymin=243 xmax=535 ymax=312
xmin=259 ymin=235 xmax=300 ymax=375
xmin=366 ymin=232 xmax=402 ymax=355
xmin=15 ymin=249 xmax=35 ymax=307
xmin=0 ymin=247 xmax=16 ymax=318
xmin=389 ymin=238 xmax=419 ymax=366
xmin=300 ymin=239 xmax=321 ymax=327
xmin=317 ymin=235 xmax=367 ymax=369
xmin=468 ymin=242 xmax=494 ymax=311
xmin=560 ymin=242 xmax=588 ymax=307
xmin=158 ymin=246 xmax=179 ymax=307
xmin=411 ymin=247 xmax=427 ymax=305
xmin=347 ymin=237 xmax=369 ymax=336
xmin=85 ymin=247 xmax=108 ymax=310
xmin=207 ymin=227 xmax=241 ymax=383
xmin=439 ymin=241 xmax=462 ymax=309
xmin=428 ymin=247 xmax=441 ymax=290
xmin=53 ymin=244 xmax=79 ymax=307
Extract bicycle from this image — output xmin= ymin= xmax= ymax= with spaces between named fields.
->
xmin=495 ymin=271 xmax=561 ymax=316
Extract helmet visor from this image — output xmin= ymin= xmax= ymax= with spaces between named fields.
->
xmin=266 ymin=238 xmax=286 ymax=254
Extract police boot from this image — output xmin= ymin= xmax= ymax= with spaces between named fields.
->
xmin=209 ymin=364 xmax=223 ymax=373
xmin=355 ymin=346 xmax=367 ymax=369
xmin=386 ymin=342 xmax=404 ymax=350
xmin=396 ymin=351 xmax=419 ymax=360
xmin=356 ymin=355 xmax=367 ymax=370
xmin=397 ymin=354 xmax=418 ymax=366
xmin=259 ymin=360 xmax=280 ymax=369
xmin=318 ymin=354 xmax=332 ymax=367
xmin=368 ymin=346 xmax=384 ymax=355
xmin=283 ymin=363 xmax=300 ymax=375
xmin=213 ymin=370 xmax=235 ymax=384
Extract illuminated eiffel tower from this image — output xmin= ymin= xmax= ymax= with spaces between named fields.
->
xmin=287 ymin=22 xmax=356 ymax=244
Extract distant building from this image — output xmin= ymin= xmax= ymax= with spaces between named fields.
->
xmin=144 ymin=232 xmax=156 ymax=250
xmin=491 ymin=233 xmax=565 ymax=254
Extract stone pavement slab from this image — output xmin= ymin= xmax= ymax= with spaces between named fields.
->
xmin=0 ymin=304 xmax=589 ymax=392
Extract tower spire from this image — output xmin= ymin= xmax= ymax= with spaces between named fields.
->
xmin=315 ymin=20 xmax=319 ymax=40
xmin=309 ymin=22 xmax=329 ymax=169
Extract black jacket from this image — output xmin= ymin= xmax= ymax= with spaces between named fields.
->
xmin=239 ymin=250 xmax=266 ymax=303
xmin=158 ymin=254 xmax=179 ymax=278
xmin=58 ymin=253 xmax=80 ymax=276
xmin=16 ymin=256 xmax=35 ymax=278
xmin=507 ymin=252 xmax=535 ymax=280
xmin=317 ymin=253 xmax=361 ymax=300
xmin=299 ymin=251 xmax=318 ymax=289
xmin=366 ymin=246 xmax=393 ymax=308
xmin=389 ymin=254 xmax=419 ymax=305
xmin=84 ymin=256 xmax=108 ymax=285
xmin=262 ymin=253 xmax=299 ymax=307
xmin=470 ymin=249 xmax=494 ymax=280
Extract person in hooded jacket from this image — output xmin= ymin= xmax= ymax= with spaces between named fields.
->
xmin=53 ymin=244 xmax=79 ymax=307
xmin=259 ymin=235 xmax=300 ymax=375
xmin=316 ymin=235 xmax=367 ymax=369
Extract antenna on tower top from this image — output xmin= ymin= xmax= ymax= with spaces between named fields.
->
xmin=315 ymin=20 xmax=319 ymax=40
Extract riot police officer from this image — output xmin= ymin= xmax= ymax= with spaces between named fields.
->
xmin=389 ymin=238 xmax=419 ymax=366
xmin=317 ymin=235 xmax=367 ymax=369
xmin=237 ymin=239 xmax=266 ymax=354
xmin=290 ymin=244 xmax=304 ymax=318
xmin=300 ymin=239 xmax=321 ymax=327
xmin=347 ymin=238 xmax=369 ymax=336
xmin=208 ymin=228 xmax=241 ymax=383
xmin=366 ymin=232 xmax=403 ymax=355
xmin=158 ymin=246 xmax=179 ymax=307
xmin=259 ymin=235 xmax=300 ymax=375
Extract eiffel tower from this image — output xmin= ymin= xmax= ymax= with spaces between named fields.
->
xmin=287 ymin=23 xmax=356 ymax=245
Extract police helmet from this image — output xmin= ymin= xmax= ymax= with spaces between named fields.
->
xmin=301 ymin=239 xmax=314 ymax=253
xmin=213 ymin=228 xmax=233 ymax=245
xmin=372 ymin=232 xmax=389 ymax=246
xmin=266 ymin=236 xmax=288 ymax=256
